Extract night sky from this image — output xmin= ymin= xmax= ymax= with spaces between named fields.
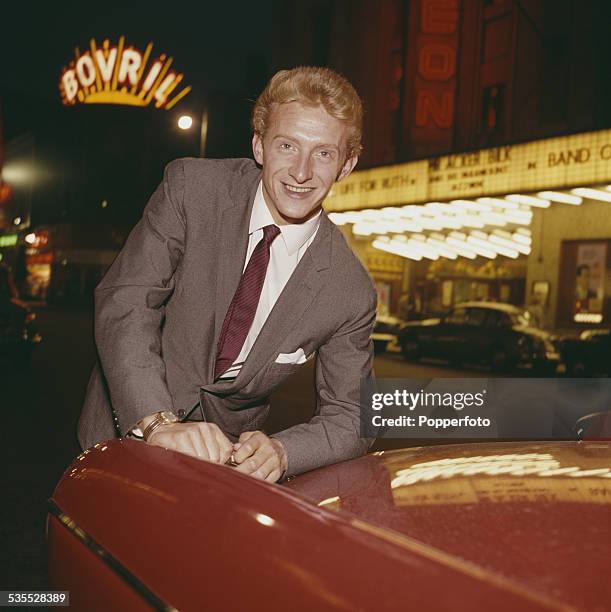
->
xmin=0 ymin=1 xmax=277 ymax=226
xmin=1 ymin=0 xmax=274 ymax=118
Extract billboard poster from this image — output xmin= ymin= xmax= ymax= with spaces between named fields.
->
xmin=375 ymin=281 xmax=391 ymax=316
xmin=574 ymin=242 xmax=606 ymax=315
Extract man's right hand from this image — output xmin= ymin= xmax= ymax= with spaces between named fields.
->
xmin=147 ymin=422 xmax=233 ymax=464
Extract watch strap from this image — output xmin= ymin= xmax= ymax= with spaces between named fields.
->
xmin=142 ymin=411 xmax=178 ymax=441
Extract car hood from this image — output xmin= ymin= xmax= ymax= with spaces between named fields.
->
xmin=285 ymin=441 xmax=611 ymax=611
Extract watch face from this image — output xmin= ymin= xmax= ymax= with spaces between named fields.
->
xmin=160 ymin=411 xmax=179 ymax=423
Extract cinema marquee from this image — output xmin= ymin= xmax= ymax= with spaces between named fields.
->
xmin=59 ymin=36 xmax=192 ymax=110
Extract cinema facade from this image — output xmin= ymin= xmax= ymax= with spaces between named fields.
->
xmin=325 ymin=129 xmax=611 ymax=331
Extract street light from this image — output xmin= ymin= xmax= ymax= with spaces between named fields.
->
xmin=177 ymin=115 xmax=193 ymax=130
xmin=176 ymin=108 xmax=209 ymax=157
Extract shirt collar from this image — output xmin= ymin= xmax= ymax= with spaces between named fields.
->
xmin=249 ymin=181 xmax=321 ymax=255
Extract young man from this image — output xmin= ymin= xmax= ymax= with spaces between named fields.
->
xmin=78 ymin=66 xmax=377 ymax=483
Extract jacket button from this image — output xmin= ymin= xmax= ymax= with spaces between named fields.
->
xmin=177 ymin=409 xmax=186 ymax=419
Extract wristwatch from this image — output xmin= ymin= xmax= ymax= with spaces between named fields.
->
xmin=142 ymin=410 xmax=179 ymax=441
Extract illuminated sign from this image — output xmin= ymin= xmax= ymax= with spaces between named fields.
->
xmin=325 ymin=129 xmax=611 ymax=211
xmin=59 ymin=36 xmax=191 ymax=110
xmin=406 ymin=0 xmax=461 ymax=156
xmin=0 ymin=234 xmax=18 ymax=247
xmin=25 ymin=230 xmax=49 ymax=249
xmin=0 ymin=181 xmax=12 ymax=206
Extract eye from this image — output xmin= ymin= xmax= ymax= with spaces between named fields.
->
xmin=318 ymin=150 xmax=333 ymax=160
xmin=279 ymin=142 xmax=294 ymax=151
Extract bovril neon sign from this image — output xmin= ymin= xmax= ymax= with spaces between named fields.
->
xmin=59 ymin=36 xmax=191 ymax=110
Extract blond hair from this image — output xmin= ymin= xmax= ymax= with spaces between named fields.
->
xmin=252 ymin=66 xmax=363 ymax=159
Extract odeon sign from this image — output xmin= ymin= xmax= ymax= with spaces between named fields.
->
xmin=59 ymin=36 xmax=191 ymax=110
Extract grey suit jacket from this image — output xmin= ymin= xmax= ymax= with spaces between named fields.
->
xmin=78 ymin=157 xmax=377 ymax=477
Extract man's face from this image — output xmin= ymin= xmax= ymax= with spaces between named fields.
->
xmin=252 ymin=101 xmax=358 ymax=225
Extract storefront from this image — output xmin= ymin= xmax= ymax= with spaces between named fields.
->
xmin=21 ymin=224 xmax=127 ymax=304
xmin=326 ymin=129 xmax=611 ymax=330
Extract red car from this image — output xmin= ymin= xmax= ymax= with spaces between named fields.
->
xmin=48 ymin=438 xmax=610 ymax=611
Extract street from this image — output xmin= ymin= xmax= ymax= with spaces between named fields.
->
xmin=1 ymin=304 xmax=508 ymax=590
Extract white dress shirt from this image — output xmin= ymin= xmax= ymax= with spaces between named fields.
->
xmin=219 ymin=181 xmax=321 ymax=379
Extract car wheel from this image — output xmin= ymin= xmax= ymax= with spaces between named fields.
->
xmin=401 ymin=338 xmax=420 ymax=361
xmin=490 ymin=346 xmax=509 ymax=372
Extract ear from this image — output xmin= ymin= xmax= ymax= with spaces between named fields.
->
xmin=337 ymin=155 xmax=358 ymax=182
xmin=252 ymin=133 xmax=264 ymax=165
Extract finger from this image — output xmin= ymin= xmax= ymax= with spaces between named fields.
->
xmin=265 ymin=468 xmax=282 ymax=483
xmin=234 ymin=447 xmax=268 ymax=475
xmin=251 ymin=455 xmax=278 ymax=481
xmin=238 ymin=431 xmax=257 ymax=444
xmin=199 ymin=425 xmax=220 ymax=463
xmin=188 ymin=428 xmax=211 ymax=461
xmin=216 ymin=434 xmax=234 ymax=464
xmin=234 ymin=435 xmax=263 ymax=464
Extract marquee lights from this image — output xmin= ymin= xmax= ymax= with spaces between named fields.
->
xmin=537 ymin=191 xmax=582 ymax=205
xmin=571 ymin=188 xmax=611 ymax=202
xmin=59 ymin=36 xmax=192 ymax=110
xmin=505 ymin=194 xmax=551 ymax=208
xmin=370 ymin=229 xmax=531 ymax=262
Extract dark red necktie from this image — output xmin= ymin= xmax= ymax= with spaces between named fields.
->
xmin=215 ymin=224 xmax=281 ymax=379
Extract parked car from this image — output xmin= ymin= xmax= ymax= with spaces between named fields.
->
xmin=0 ymin=265 xmax=41 ymax=367
xmin=558 ymin=329 xmax=611 ymax=377
xmin=397 ymin=301 xmax=561 ymax=373
xmin=48 ymin=437 xmax=610 ymax=611
xmin=372 ymin=313 xmax=405 ymax=354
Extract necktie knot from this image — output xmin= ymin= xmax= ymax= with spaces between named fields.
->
xmin=263 ymin=224 xmax=280 ymax=245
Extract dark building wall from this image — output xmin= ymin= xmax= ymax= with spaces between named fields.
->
xmin=270 ymin=0 xmax=611 ymax=167
xmin=271 ymin=0 xmax=407 ymax=168
xmin=1 ymin=85 xmax=262 ymax=230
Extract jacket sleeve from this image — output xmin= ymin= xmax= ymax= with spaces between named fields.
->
xmin=272 ymin=284 xmax=377 ymax=477
xmin=94 ymin=159 xmax=186 ymax=434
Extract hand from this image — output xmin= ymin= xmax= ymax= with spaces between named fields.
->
xmin=232 ymin=431 xmax=288 ymax=483
xmin=147 ymin=422 xmax=233 ymax=464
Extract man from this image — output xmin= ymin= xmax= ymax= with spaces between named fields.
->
xmin=78 ymin=66 xmax=377 ymax=483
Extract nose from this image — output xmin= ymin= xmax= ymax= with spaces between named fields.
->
xmin=289 ymin=153 xmax=313 ymax=184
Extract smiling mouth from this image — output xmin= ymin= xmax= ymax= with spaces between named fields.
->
xmin=283 ymin=183 xmax=315 ymax=193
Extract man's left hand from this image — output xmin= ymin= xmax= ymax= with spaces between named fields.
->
xmin=232 ymin=431 xmax=287 ymax=483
